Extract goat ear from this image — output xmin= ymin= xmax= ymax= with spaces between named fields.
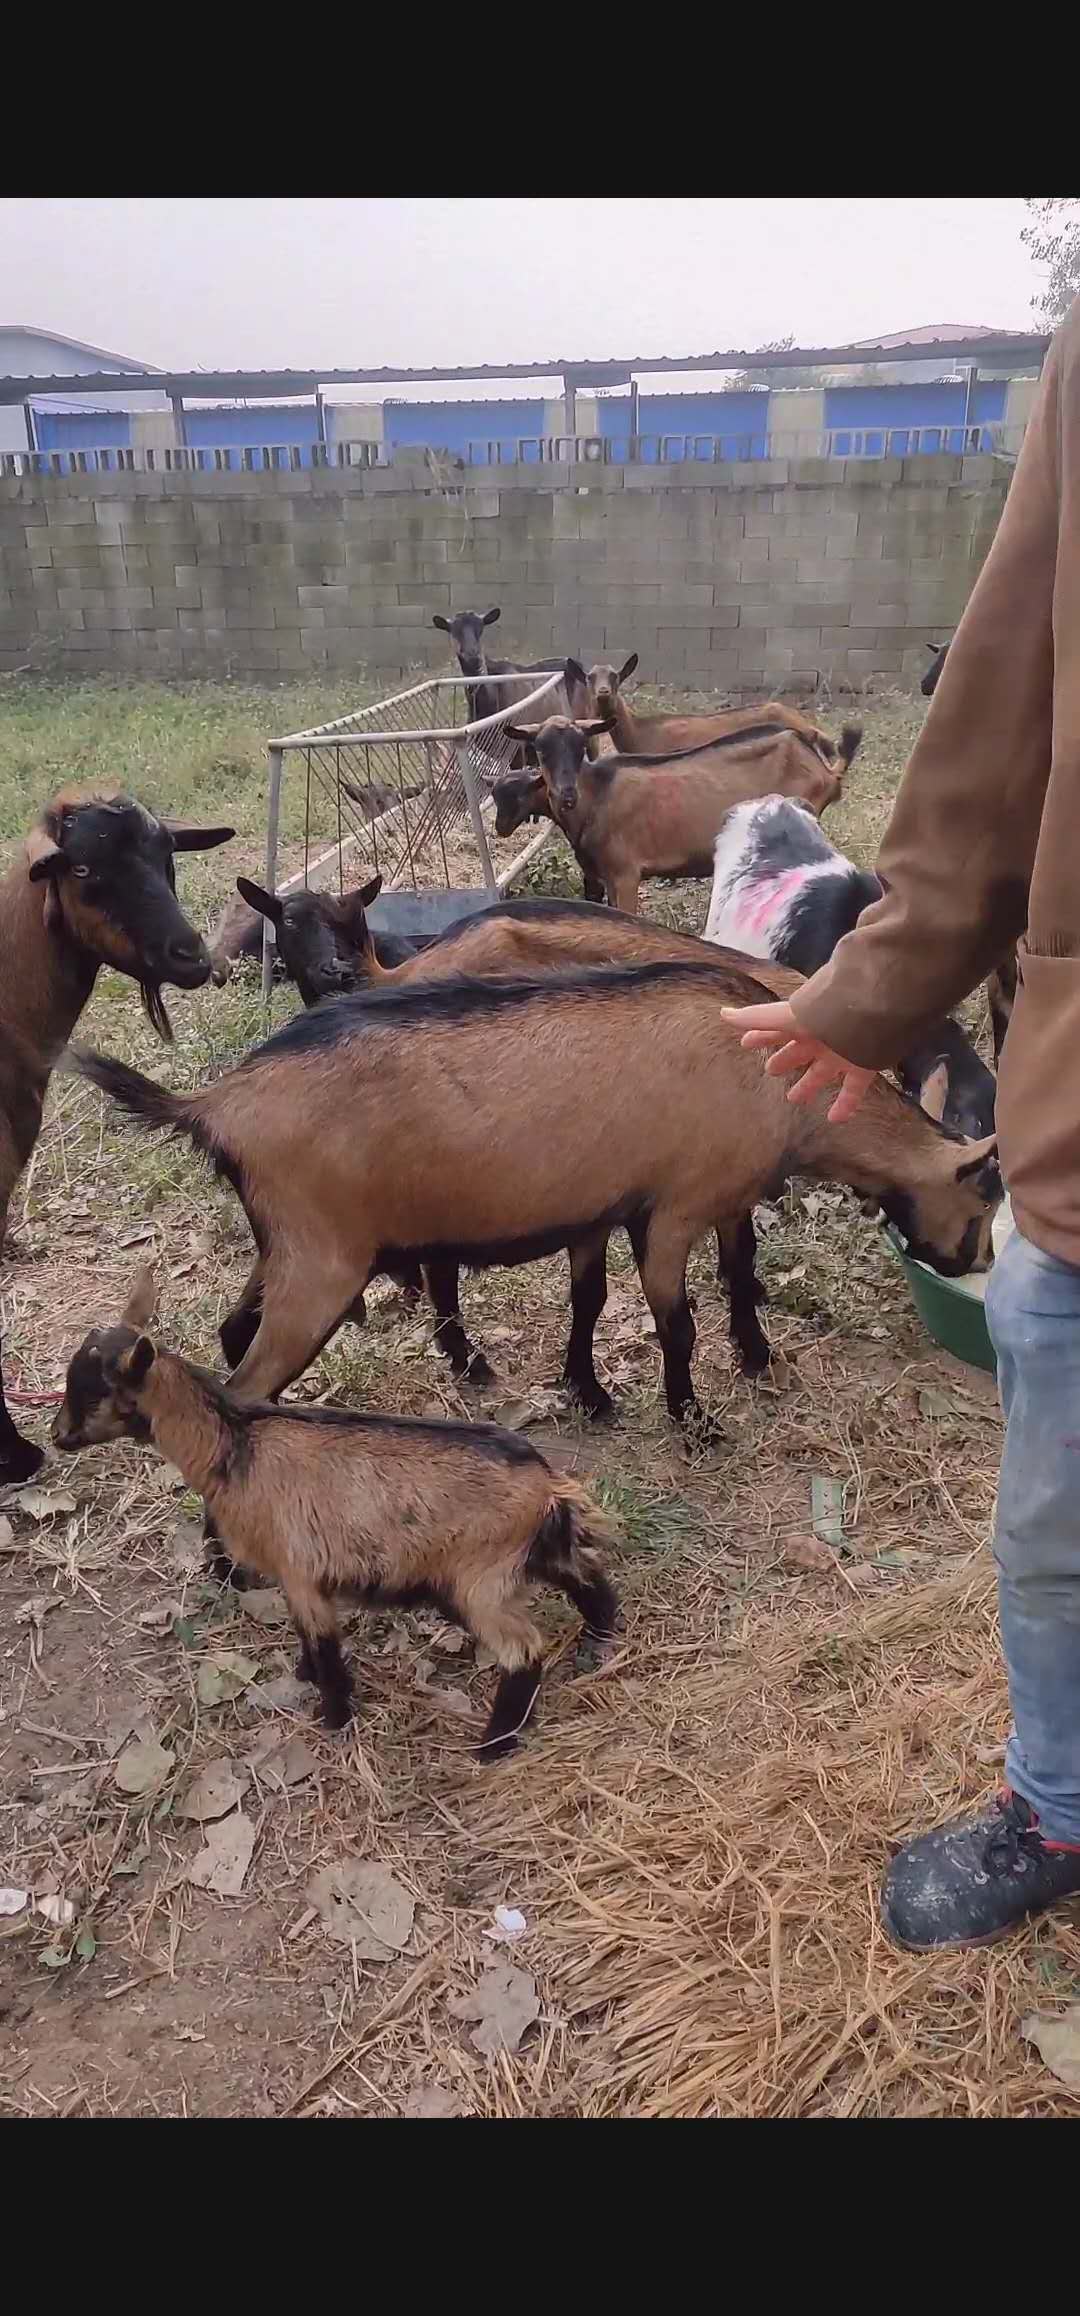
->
xmin=236 ymin=877 xmax=283 ymax=927
xmin=121 ymin=1266 xmax=157 ymax=1331
xmin=166 ymin=823 xmax=235 ymax=852
xmin=505 ymin=721 xmax=538 ymax=744
xmin=920 ymin=1059 xmax=949 ymax=1123
xmin=117 ymin=1335 xmax=155 ymax=1389
xmin=580 ymin=717 xmax=614 ymax=738
xmin=356 ymin=874 xmax=382 ymax=908
xmin=482 ymin=606 xmax=501 ymax=627
xmin=431 ymin=614 xmax=450 ymax=633
xmin=26 ymin=827 xmax=69 ymax=884
xmin=617 ymin=652 xmax=639 ymax=683
xmin=564 ymin=656 xmax=587 ymax=688
xmin=955 ymin=1135 xmax=999 ymax=1183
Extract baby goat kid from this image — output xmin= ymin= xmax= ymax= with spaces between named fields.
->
xmin=52 ymin=1275 xmax=618 ymax=1756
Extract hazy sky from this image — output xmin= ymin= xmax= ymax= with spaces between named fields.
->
xmin=0 ymin=197 xmax=1043 ymax=389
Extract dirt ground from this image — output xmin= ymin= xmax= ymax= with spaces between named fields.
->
xmin=2 ymin=676 xmax=1078 ymax=2118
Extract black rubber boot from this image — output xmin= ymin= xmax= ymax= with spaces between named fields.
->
xmin=882 ymin=1790 xmax=1080 ymax=1951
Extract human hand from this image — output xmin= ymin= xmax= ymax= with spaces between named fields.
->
xmin=720 ymin=1000 xmax=877 ymax=1125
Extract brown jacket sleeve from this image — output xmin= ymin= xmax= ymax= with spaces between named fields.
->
xmin=791 ymin=303 xmax=1074 ymax=1070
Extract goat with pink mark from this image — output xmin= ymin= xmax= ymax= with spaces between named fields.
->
xmin=705 ymin=794 xmax=996 ymax=1140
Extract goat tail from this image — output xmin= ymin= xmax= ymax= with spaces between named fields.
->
xmin=838 ymin=722 xmax=863 ymax=771
xmin=66 ymin=1046 xmax=193 ymax=1136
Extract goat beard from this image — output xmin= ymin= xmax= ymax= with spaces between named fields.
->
xmin=140 ymin=982 xmax=175 ymax=1043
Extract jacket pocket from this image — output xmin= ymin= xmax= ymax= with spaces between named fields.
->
xmin=996 ymin=941 xmax=1080 ymax=1244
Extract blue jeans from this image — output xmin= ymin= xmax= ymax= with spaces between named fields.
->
xmin=986 ymin=1227 xmax=1080 ymax=1845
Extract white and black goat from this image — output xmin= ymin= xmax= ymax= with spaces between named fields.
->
xmin=705 ymin=795 xmax=996 ymax=1139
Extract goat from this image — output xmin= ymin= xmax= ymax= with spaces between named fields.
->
xmin=431 ymin=609 xmax=597 ymax=772
xmin=72 ymin=961 xmax=1001 ymax=1447
xmin=564 ymin=653 xmax=849 ymax=765
xmin=705 ymin=795 xmax=997 ymax=1140
xmin=492 ymin=772 xmax=605 ymax=903
xmin=921 ymin=641 xmax=950 ymax=698
xmin=431 ymin=607 xmax=566 ymax=726
xmin=208 ymin=877 xmax=430 ymax=994
xmin=52 ymin=1273 xmax=618 ymax=1756
xmin=0 ymin=789 xmax=233 ymax=1482
xmin=504 ymin=715 xmax=860 ymax=916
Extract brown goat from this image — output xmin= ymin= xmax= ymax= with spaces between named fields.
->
xmin=505 ymin=717 xmax=859 ymax=915
xmin=0 ymin=789 xmax=232 ymax=1482
xmin=72 ymin=962 xmax=1001 ymax=1447
xmin=564 ymin=654 xmax=848 ymax=764
xmin=52 ymin=1273 xmax=618 ymax=1755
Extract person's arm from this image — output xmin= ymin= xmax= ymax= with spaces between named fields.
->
xmin=725 ymin=303 xmax=1073 ymax=1087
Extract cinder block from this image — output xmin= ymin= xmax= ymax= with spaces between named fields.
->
xmin=298 ymin=582 xmax=348 ymax=609
xmin=845 ymin=648 xmax=904 ymax=675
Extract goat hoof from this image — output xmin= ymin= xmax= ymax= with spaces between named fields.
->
xmin=475 ymin=1730 xmax=519 ymax=1764
xmin=0 ymin=1434 xmax=46 ymax=1485
xmin=320 ymin=1697 xmax=354 ymax=1732
xmin=574 ymin=1628 xmax=617 ymax=1674
xmin=739 ymin=1344 xmax=773 ymax=1378
xmin=463 ymin=1352 xmax=496 ymax=1388
xmin=680 ymin=1408 xmax=728 ymax=1454
xmin=204 ymin=1548 xmax=248 ymax=1590
xmin=562 ymin=1376 xmax=615 ymax=1423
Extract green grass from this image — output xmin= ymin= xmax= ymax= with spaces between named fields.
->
xmin=0 ymin=673 xmax=384 ymax=853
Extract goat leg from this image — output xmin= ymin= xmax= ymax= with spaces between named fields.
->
xmin=0 ymin=1386 xmax=45 ymax=1484
xmin=424 ymin=1258 xmax=494 ymax=1385
xmin=562 ymin=1234 xmax=614 ymax=1420
xmin=0 ymin=1334 xmax=46 ymax=1484
xmin=716 ymin=1215 xmax=772 ymax=1375
xmin=202 ymin=1512 xmax=247 ymax=1591
xmin=630 ymin=1213 xmax=723 ymax=1443
xmin=289 ymin=1597 xmax=353 ymax=1730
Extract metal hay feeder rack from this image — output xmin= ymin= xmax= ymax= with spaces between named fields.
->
xmin=262 ymin=671 xmax=564 ymax=995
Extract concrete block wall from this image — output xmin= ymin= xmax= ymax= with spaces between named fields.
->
xmin=0 ymin=454 xmax=1011 ymax=690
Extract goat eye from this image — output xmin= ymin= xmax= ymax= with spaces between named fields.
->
xmin=72 ymin=864 xmax=91 ymax=880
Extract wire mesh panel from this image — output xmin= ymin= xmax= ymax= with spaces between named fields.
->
xmin=261 ymin=670 xmax=564 ymax=990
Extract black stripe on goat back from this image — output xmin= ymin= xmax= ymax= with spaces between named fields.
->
xmin=255 ymin=958 xmax=781 ymax=1061
xmin=615 ymin=721 xmax=790 ymax=769
xmin=200 ymin=1371 xmax=543 ymax=1467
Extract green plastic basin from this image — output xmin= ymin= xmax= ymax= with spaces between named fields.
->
xmin=882 ymin=1224 xmax=996 ymax=1374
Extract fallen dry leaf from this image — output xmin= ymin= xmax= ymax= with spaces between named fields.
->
xmin=196 ymin=1650 xmax=258 ymax=1706
xmin=188 ymin=1809 xmax=256 ymax=1897
xmin=240 ymin=1587 xmax=289 ymax=1627
xmin=247 ymin=1672 xmax=308 ymax=1712
xmin=1021 ymin=2005 xmax=1080 ymax=2091
xmin=0 ymin=1887 xmax=29 ymax=1917
xmin=35 ymin=1892 xmax=75 ymax=1927
xmin=177 ymin=1759 xmax=251 ymax=1822
xmin=0 ymin=1515 xmax=14 ymax=1552
xmin=247 ymin=1732 xmax=318 ymax=1790
xmin=138 ymin=1602 xmax=181 ymax=1635
xmin=114 ymin=1736 xmax=174 ymax=1796
xmin=450 ymin=1961 xmax=539 ymax=2055
xmin=308 ymin=1861 xmax=415 ymax=1957
xmin=16 ymin=1487 xmax=77 ymax=1521
xmin=404 ymin=2083 xmax=462 ymax=2118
